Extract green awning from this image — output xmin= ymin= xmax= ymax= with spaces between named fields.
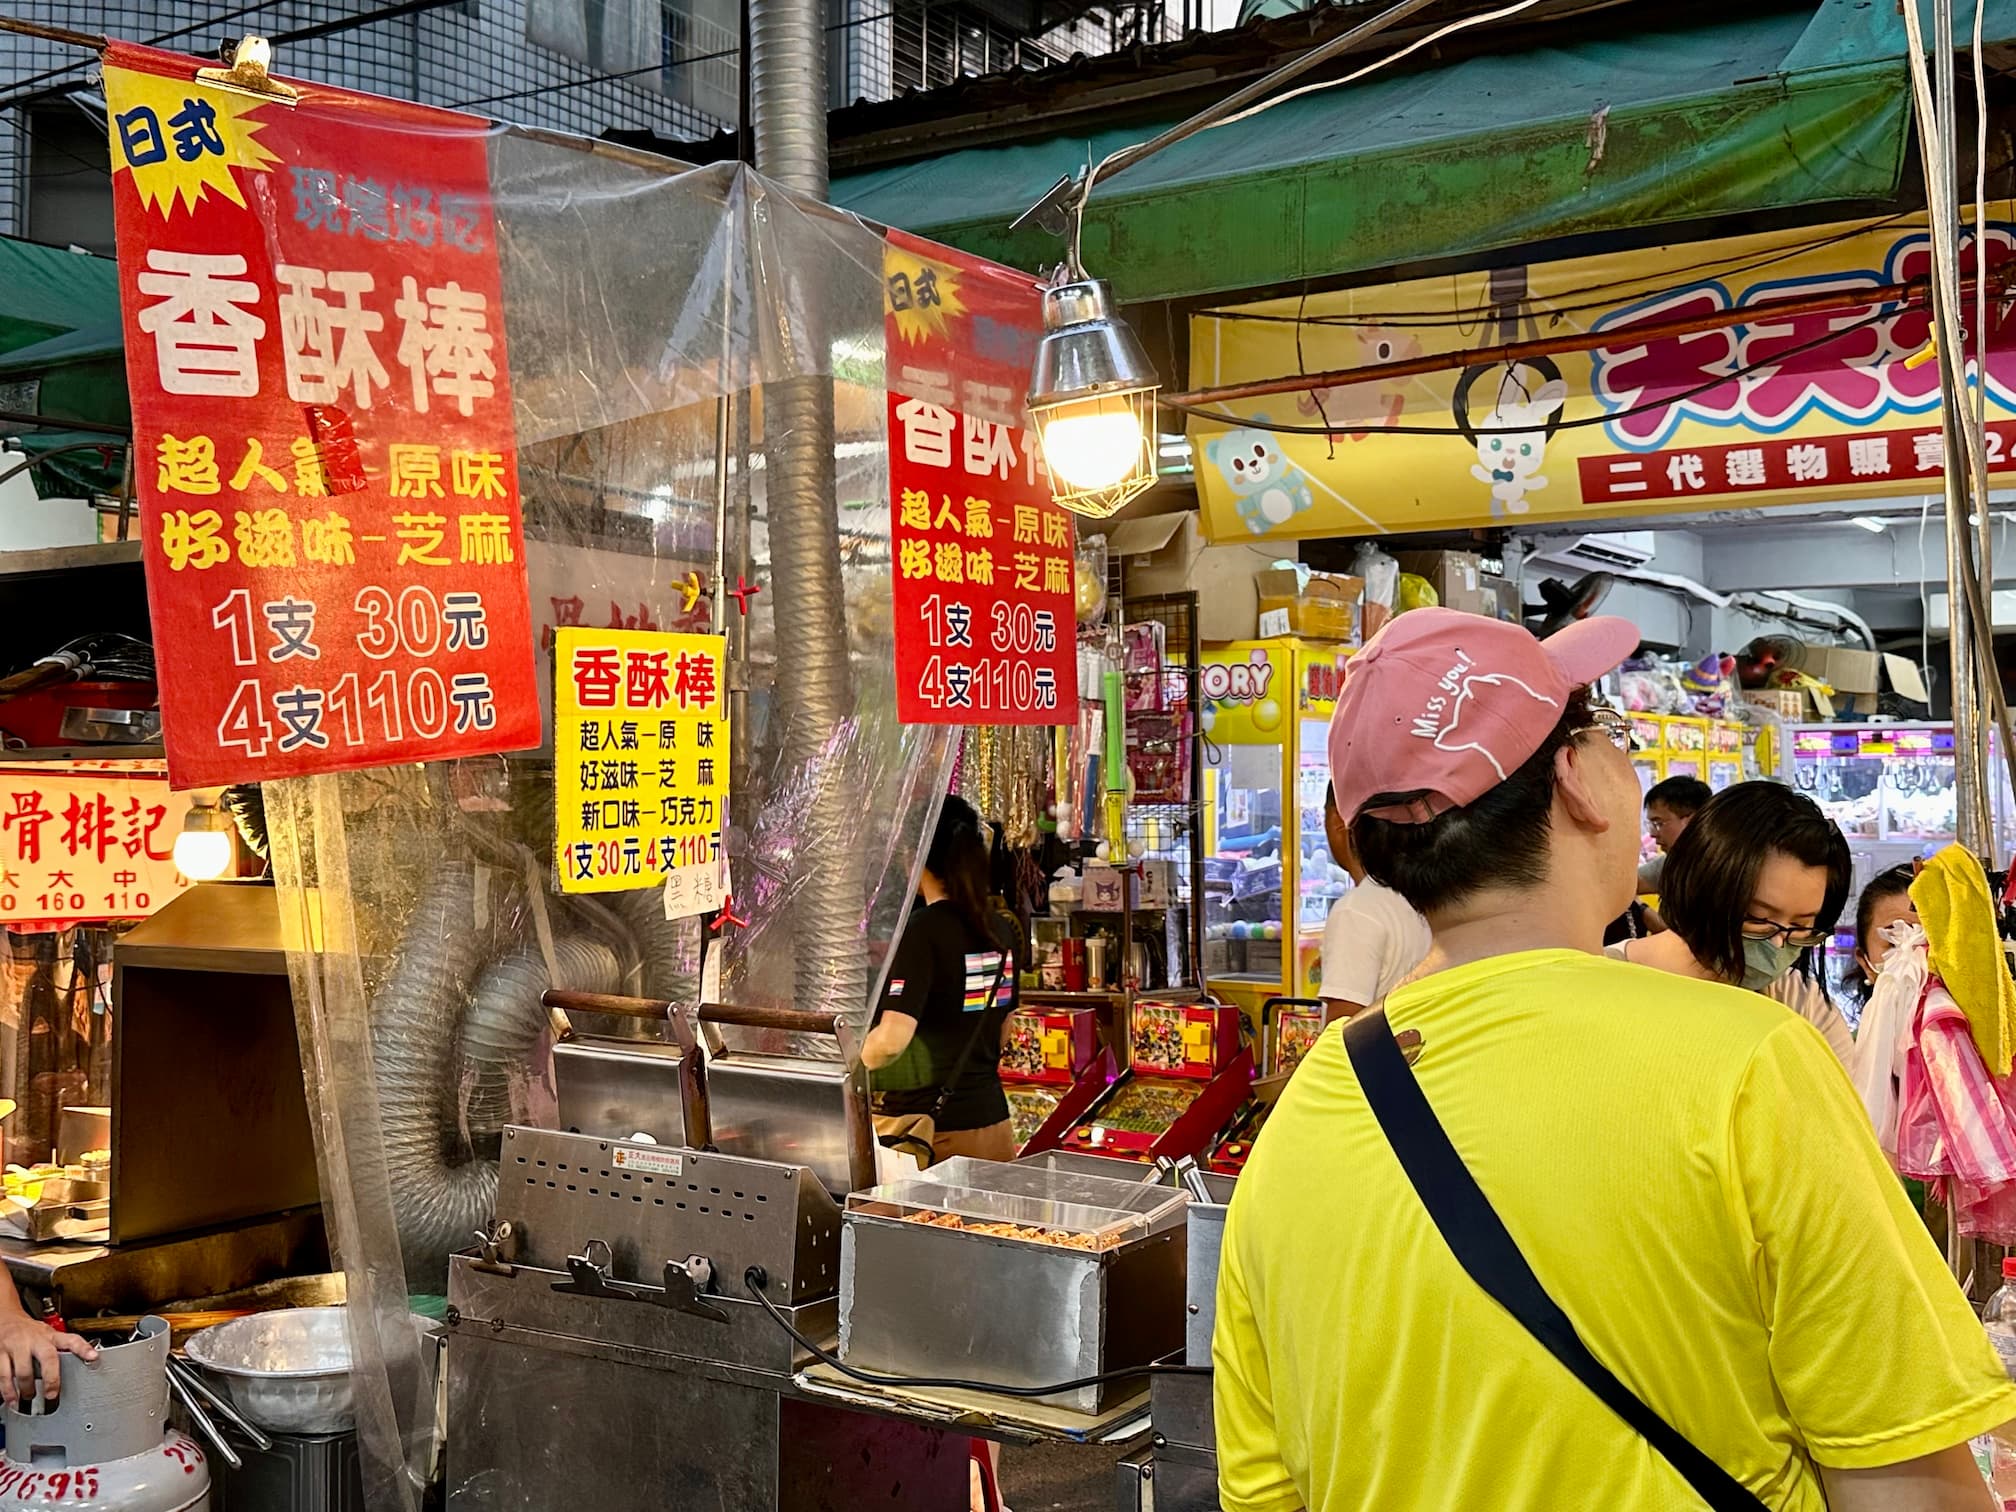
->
xmin=0 ymin=322 xmax=131 ymax=436
xmin=0 ymin=239 xmax=119 ymax=359
xmin=831 ymin=4 xmax=1949 ymax=304
xmin=4 ymin=431 xmax=126 ymax=502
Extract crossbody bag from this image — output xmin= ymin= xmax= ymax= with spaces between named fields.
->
xmin=1343 ymin=1008 xmax=1770 ymax=1512
xmin=871 ymin=952 xmax=1010 ymax=1168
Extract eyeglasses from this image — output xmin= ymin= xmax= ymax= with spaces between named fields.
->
xmin=1740 ymin=916 xmax=1831 ymax=948
xmin=1573 ymin=708 xmax=1637 ymax=754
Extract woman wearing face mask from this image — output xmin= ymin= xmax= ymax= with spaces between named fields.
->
xmin=1608 ymin=782 xmax=1855 ymax=1063
xmin=1850 ymin=864 xmax=1920 ymax=994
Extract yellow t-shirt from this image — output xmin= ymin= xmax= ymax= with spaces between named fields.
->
xmin=1214 ymin=948 xmax=2016 ymax=1512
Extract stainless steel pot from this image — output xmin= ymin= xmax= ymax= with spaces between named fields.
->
xmin=183 ymin=1306 xmax=439 ymax=1436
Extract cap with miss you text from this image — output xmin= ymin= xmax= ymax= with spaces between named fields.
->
xmin=1327 ymin=608 xmax=1641 ymax=825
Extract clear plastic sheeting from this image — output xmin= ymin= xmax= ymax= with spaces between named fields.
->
xmin=266 ymin=134 xmax=956 ymax=1512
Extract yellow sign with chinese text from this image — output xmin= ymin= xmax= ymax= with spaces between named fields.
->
xmin=554 ymin=628 xmax=729 ymax=907
xmin=1190 ymin=209 xmax=2016 ymax=541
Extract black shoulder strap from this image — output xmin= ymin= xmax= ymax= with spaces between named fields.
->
xmin=928 ymin=950 xmax=1010 ymax=1123
xmin=1343 ymin=1010 xmax=1769 ymax=1512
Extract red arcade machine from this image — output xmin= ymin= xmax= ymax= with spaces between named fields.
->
xmin=1027 ymin=998 xmax=1252 ymax=1166
xmin=1209 ymin=997 xmax=1325 ymax=1176
xmin=998 ymin=1004 xmax=1107 ymax=1151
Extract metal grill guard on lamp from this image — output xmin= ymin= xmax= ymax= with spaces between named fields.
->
xmin=1027 ymin=277 xmax=1159 ymax=518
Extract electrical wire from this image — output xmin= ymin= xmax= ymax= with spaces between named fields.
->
xmin=0 ymin=0 xmax=463 ymax=116
xmin=1166 ymin=305 xmax=1895 ymax=437
xmin=1193 ymin=204 xmax=1969 ymax=330
xmin=741 ymin=1266 xmax=1210 ymax=1398
xmin=1068 ymin=0 xmax=1546 ymax=275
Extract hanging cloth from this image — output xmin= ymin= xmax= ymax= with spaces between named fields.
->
xmin=1896 ymin=974 xmax=2016 ymax=1244
xmin=1850 ymin=923 xmax=1927 ymax=1154
xmin=1911 ymin=844 xmax=2016 ymax=1076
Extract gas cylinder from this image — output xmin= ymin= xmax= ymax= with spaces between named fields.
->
xmin=0 ymin=1316 xmax=208 ymax=1511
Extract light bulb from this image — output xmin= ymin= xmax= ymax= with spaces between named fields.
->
xmin=1040 ymin=400 xmax=1144 ymax=492
xmin=173 ymin=827 xmax=233 ymax=881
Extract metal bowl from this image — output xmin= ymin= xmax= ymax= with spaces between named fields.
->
xmin=184 ymin=1306 xmax=357 ymax=1434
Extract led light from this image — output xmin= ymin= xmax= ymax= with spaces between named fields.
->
xmin=1850 ymin=516 xmax=1886 ymax=533
xmin=1027 ymin=276 xmax=1159 ymax=518
xmin=174 ymin=796 xmax=234 ymax=881
xmin=1040 ymin=399 xmax=1146 ymax=491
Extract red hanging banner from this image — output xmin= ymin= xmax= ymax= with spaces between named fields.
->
xmin=883 ymin=230 xmax=1077 ymax=725
xmin=105 ymin=43 xmax=540 ymax=788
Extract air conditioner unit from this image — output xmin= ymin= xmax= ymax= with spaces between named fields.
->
xmin=1528 ymin=530 xmax=1657 ymax=573
xmin=1927 ymin=590 xmax=2016 ymax=633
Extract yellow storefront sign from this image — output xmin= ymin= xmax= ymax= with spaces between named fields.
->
xmin=1189 ymin=209 xmax=2016 ymax=541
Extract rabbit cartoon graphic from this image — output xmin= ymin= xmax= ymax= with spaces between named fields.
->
xmin=1453 ymin=359 xmax=1569 ymax=518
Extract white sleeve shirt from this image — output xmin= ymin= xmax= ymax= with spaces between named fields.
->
xmin=1319 ymin=879 xmax=1432 ymax=1007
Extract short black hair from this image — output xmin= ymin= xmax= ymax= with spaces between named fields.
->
xmin=1351 ymin=686 xmax=1591 ymax=914
xmin=1658 ymin=782 xmax=1853 ymax=986
xmin=1645 ymin=775 xmax=1713 ymax=816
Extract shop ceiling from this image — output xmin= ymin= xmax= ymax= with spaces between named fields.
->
xmin=815 ymin=0 xmax=2004 ymax=305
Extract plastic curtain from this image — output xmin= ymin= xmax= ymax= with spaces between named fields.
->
xmin=267 ymin=142 xmax=955 ymax=1511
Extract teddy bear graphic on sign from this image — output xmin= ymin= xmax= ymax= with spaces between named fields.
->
xmin=1206 ymin=422 xmax=1314 ymax=535
xmin=1453 ymin=358 xmax=1569 ymax=519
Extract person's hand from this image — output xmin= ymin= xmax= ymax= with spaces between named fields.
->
xmin=0 ymin=1316 xmax=96 ymax=1406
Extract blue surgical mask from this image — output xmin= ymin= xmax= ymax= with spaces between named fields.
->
xmin=1741 ymin=936 xmax=1805 ymax=991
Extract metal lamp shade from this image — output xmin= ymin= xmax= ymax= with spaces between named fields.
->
xmin=1027 ymin=278 xmax=1160 ymax=518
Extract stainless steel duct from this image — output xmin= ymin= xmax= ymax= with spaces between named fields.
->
xmin=373 ymin=866 xmax=622 ymax=1281
xmin=748 ymin=0 xmax=868 ymax=1021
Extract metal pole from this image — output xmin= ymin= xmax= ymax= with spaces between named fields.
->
xmin=749 ymin=0 xmax=868 ymax=1023
xmin=1161 ymin=272 xmax=1992 ymax=412
xmin=1941 ymin=390 xmax=1993 ymax=853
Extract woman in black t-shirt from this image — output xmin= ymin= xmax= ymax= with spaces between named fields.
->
xmin=862 ymin=795 xmax=1017 ymax=1163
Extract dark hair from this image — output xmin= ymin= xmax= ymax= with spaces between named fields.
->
xmin=1644 ymin=775 xmax=1713 ymax=817
xmin=925 ymin=794 xmax=993 ymax=941
xmin=1658 ymin=782 xmax=1853 ymax=986
xmin=1846 ymin=864 xmax=1917 ymax=1002
xmin=1351 ymin=686 xmax=1591 ymax=914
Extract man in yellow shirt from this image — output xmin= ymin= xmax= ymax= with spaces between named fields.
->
xmin=1215 ymin=608 xmax=2015 ymax=1512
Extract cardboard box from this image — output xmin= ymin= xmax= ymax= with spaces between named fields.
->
xmin=1482 ymin=575 xmax=1523 ymax=624
xmin=1104 ymin=512 xmax=1289 ymax=642
xmin=1743 ymin=689 xmax=1810 ymax=720
xmin=1397 ymin=550 xmax=1491 ymax=616
xmin=1802 ymin=644 xmax=1879 ymax=695
xmin=1254 ymin=567 xmax=1361 ymax=641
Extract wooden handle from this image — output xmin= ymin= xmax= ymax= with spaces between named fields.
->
xmin=543 ymin=989 xmax=671 ymax=1021
xmin=698 ymin=1002 xmax=841 ymax=1036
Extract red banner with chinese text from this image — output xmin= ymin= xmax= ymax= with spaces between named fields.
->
xmin=884 ymin=231 xmax=1076 ymax=725
xmin=0 ymin=767 xmax=195 ymax=930
xmin=105 ymin=43 xmax=538 ymax=788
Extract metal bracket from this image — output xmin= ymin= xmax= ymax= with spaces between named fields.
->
xmin=549 ymin=1241 xmax=729 ymax=1323
xmin=470 ymin=1220 xmax=517 ymax=1277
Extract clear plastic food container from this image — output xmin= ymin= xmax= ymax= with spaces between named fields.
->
xmin=844 ymin=1155 xmax=1189 ymax=1251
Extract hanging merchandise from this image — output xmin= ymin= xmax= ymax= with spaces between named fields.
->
xmin=1075 ymin=531 xmax=1110 ymax=629
xmin=1912 ymin=846 xmax=2016 ymax=1076
xmin=1895 ymin=957 xmax=2016 ymax=1245
xmin=1849 ymin=921 xmax=1927 ymax=1154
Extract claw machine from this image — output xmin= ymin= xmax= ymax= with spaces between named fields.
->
xmin=1662 ymin=716 xmax=1710 ymax=783
xmin=1200 ymin=639 xmax=1351 ymax=1028
xmin=1706 ymin=720 xmax=1745 ymax=790
xmin=1628 ymin=714 xmax=1666 ymax=796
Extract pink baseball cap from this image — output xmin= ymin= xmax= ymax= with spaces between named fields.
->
xmin=1329 ymin=608 xmax=1641 ymax=824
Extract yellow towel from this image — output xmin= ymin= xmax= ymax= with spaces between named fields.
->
xmin=1911 ymin=845 xmax=2016 ymax=1075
